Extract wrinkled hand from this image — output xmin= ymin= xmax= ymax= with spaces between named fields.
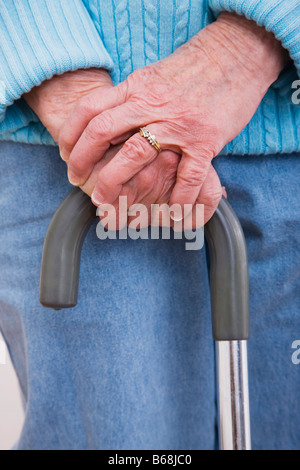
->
xmin=24 ymin=67 xmax=223 ymax=226
xmin=24 ymin=67 xmax=221 ymax=226
xmin=82 ymin=147 xmax=222 ymax=227
xmin=59 ymin=12 xmax=287 ymax=212
xmin=24 ymin=68 xmax=113 ymax=143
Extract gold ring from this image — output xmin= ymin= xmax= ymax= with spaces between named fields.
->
xmin=139 ymin=127 xmax=162 ymax=153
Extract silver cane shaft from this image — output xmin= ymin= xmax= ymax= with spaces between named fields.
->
xmin=217 ymin=340 xmax=251 ymax=450
xmin=205 ymin=198 xmax=251 ymax=450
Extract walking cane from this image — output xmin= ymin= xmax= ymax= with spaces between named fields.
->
xmin=205 ymin=198 xmax=251 ymax=450
xmin=39 ymin=188 xmax=251 ymax=450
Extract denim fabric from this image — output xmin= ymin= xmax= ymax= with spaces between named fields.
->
xmin=0 ymin=141 xmax=299 ymax=450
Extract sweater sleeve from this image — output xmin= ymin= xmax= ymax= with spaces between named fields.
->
xmin=208 ymin=0 xmax=300 ymax=77
xmin=0 ymin=0 xmax=113 ymax=127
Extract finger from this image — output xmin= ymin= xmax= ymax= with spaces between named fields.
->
xmin=111 ymin=131 xmax=136 ymax=146
xmin=115 ymin=150 xmax=179 ymax=228
xmin=79 ymin=145 xmax=123 ymax=196
xmin=58 ymin=83 xmax=127 ymax=159
xmin=111 ymin=183 xmax=138 ymax=231
xmin=91 ymin=133 xmax=159 ymax=206
xmin=197 ymin=165 xmax=222 ymax=225
xmin=111 ymin=181 xmax=153 ymax=231
xmin=169 ymin=149 xmax=213 ymax=212
xmin=138 ymin=151 xmax=179 ymax=228
xmin=172 ymin=165 xmax=222 ymax=231
xmin=67 ymin=104 xmax=142 ymax=186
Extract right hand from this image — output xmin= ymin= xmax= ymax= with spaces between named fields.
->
xmin=58 ymin=12 xmax=287 ymax=215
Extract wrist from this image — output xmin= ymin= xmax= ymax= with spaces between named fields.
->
xmin=201 ymin=12 xmax=289 ymax=91
xmin=24 ymin=68 xmax=113 ymax=141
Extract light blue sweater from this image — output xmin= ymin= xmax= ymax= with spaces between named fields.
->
xmin=0 ymin=0 xmax=300 ymax=155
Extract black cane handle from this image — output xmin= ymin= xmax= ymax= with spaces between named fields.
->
xmin=39 ymin=188 xmax=97 ymax=310
xmin=205 ymin=198 xmax=249 ymax=341
xmin=40 ymin=191 xmax=249 ymax=342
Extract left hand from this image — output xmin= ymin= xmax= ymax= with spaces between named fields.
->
xmin=59 ymin=12 xmax=288 ymax=210
xmin=82 ymin=149 xmax=223 ymax=228
xmin=24 ymin=67 xmax=114 ymax=143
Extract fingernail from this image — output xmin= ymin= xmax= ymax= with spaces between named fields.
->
xmin=67 ymin=169 xmax=81 ymax=186
xmin=170 ymin=207 xmax=184 ymax=222
xmin=170 ymin=214 xmax=184 ymax=222
xmin=222 ymin=186 xmax=228 ymax=199
xmin=59 ymin=147 xmax=69 ymax=162
xmin=92 ymin=192 xmax=105 ymax=206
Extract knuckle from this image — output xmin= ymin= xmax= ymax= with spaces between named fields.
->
xmin=127 ymin=66 xmax=166 ymax=106
xmin=204 ymin=145 xmax=218 ymax=160
xmin=87 ymin=115 xmax=114 ymax=141
xmin=161 ymin=151 xmax=180 ymax=168
xmin=84 ymin=125 xmax=99 ymax=145
xmin=178 ymin=165 xmax=206 ymax=188
xmin=122 ymin=139 xmax=148 ymax=162
xmin=117 ymin=79 xmax=129 ymax=101
xmin=198 ymin=140 xmax=219 ymax=160
xmin=210 ymin=188 xmax=222 ymax=206
xmin=68 ymin=155 xmax=86 ymax=174
xmin=127 ymin=67 xmax=152 ymax=86
xmin=203 ymin=187 xmax=222 ymax=208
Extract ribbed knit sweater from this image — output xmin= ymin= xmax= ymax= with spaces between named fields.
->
xmin=0 ymin=0 xmax=300 ymax=155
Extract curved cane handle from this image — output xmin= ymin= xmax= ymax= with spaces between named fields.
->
xmin=39 ymin=188 xmax=97 ymax=310
xmin=40 ymin=192 xmax=249 ymax=341
xmin=205 ymin=198 xmax=249 ymax=341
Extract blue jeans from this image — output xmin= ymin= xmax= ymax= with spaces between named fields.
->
xmin=0 ymin=141 xmax=299 ymax=450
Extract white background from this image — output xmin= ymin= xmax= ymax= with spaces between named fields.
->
xmin=0 ymin=333 xmax=24 ymax=450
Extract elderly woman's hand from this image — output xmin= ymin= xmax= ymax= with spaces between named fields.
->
xmin=59 ymin=12 xmax=288 ymax=211
xmin=24 ymin=68 xmax=113 ymax=143
xmin=83 ymin=149 xmax=223 ymax=228
xmin=24 ymin=64 xmax=223 ymax=226
xmin=25 ymin=67 xmax=220 ymax=227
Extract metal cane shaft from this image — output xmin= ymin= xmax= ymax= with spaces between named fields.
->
xmin=217 ymin=340 xmax=251 ymax=450
xmin=205 ymin=198 xmax=251 ymax=450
